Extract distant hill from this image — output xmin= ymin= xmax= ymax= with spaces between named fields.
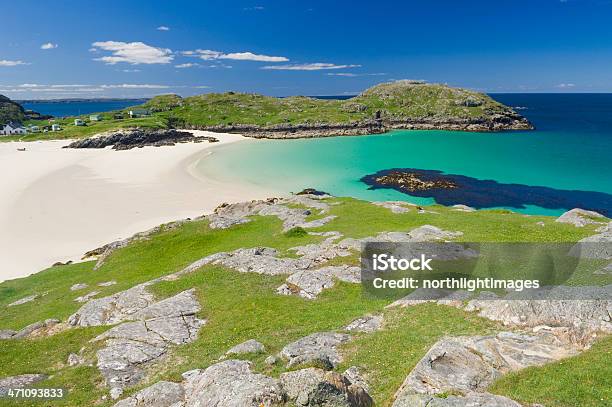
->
xmin=139 ymin=80 xmax=533 ymax=138
xmin=0 ymin=95 xmax=26 ymax=123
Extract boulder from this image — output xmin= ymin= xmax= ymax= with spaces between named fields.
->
xmin=372 ymin=201 xmax=413 ymax=214
xmin=67 ymin=353 xmax=84 ymax=367
xmin=344 ymin=315 xmax=384 ymax=333
xmin=388 ymin=289 xmax=472 ymax=308
xmin=0 ymin=329 xmax=16 ymax=339
xmin=280 ymin=332 xmax=351 ymax=369
xmin=11 ymin=319 xmax=60 ymax=339
xmin=182 ymin=360 xmax=284 ymax=406
xmin=555 ymin=208 xmax=605 ymax=227
xmin=70 ymin=283 xmax=89 ymax=291
xmin=113 ymin=381 xmax=184 ymax=407
xmin=280 ymin=367 xmax=373 ymax=407
xmin=393 ymin=332 xmax=578 ymax=399
xmin=75 ymin=291 xmax=100 ymax=303
xmin=98 ymin=280 xmax=118 ymax=287
xmin=0 ymin=374 xmax=48 ymax=397
xmin=8 ymin=294 xmax=38 ymax=307
xmin=226 ymin=339 xmax=266 ymax=356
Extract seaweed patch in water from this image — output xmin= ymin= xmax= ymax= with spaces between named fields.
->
xmin=360 ymin=168 xmax=612 ymax=217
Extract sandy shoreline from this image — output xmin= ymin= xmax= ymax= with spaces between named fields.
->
xmin=0 ymin=130 xmax=277 ymax=282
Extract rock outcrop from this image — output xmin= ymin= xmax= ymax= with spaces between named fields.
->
xmin=277 ymin=265 xmax=360 ymax=299
xmin=555 ymin=208 xmax=606 ymax=227
xmin=280 ymin=332 xmax=351 ymax=369
xmin=0 ymin=374 xmax=48 ymax=397
xmin=225 ymin=339 xmax=266 ymax=356
xmin=64 ymin=129 xmax=218 ymax=151
xmin=344 ymin=315 xmax=384 ymax=333
xmin=392 ymin=331 xmax=579 ymax=406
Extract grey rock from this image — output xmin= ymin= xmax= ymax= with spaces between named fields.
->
xmin=464 ymin=285 xmax=612 ymax=336
xmin=91 ymin=290 xmax=205 ymax=395
xmin=343 ymin=366 xmax=370 ymax=393
xmin=394 ymin=332 xmax=578 ymax=398
xmin=570 ymin=230 xmax=612 ymax=259
xmin=0 ymin=329 xmax=16 ymax=339
xmin=68 ymin=284 xmax=156 ymax=327
xmin=70 ymin=283 xmax=89 ymax=291
xmin=265 ymin=355 xmax=278 ymax=366
xmin=372 ymin=201 xmax=413 ymax=214
xmin=595 ymin=262 xmax=612 ymax=275
xmin=407 ymin=225 xmax=463 ymax=241
xmin=451 ymin=204 xmax=476 ymax=212
xmin=113 ymin=381 xmax=185 ymax=407
xmin=75 ymin=290 xmax=100 ymax=303
xmin=67 ymin=353 xmax=84 ymax=366
xmin=182 ymin=360 xmax=284 ymax=406
xmin=110 ymin=387 xmax=124 ymax=400
xmin=226 ymin=339 xmax=266 ymax=355
xmin=98 ymin=280 xmax=118 ymax=287
xmin=555 ymin=208 xmax=605 ymax=227
xmin=393 ymin=392 xmax=521 ymax=407
xmin=344 ymin=315 xmax=384 ymax=333
xmin=12 ymin=319 xmax=60 ymax=339
xmin=280 ymin=367 xmax=373 ymax=407
xmin=0 ymin=374 xmax=48 ymax=397
xmin=8 ymin=294 xmax=38 ymax=307
xmin=280 ymin=332 xmax=351 ymax=369
xmin=277 ymin=265 xmax=361 ymax=299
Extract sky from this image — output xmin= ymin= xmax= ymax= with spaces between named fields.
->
xmin=1 ymin=0 xmax=611 ymax=99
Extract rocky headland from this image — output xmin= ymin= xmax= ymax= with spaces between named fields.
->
xmin=64 ymin=129 xmax=219 ymax=150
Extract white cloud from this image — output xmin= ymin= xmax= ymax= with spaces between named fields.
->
xmin=175 ymin=63 xmax=199 ymax=68
xmin=194 ymin=85 xmax=211 ymax=89
xmin=91 ymin=41 xmax=173 ymax=64
xmin=556 ymin=83 xmax=575 ymax=88
xmin=261 ymin=63 xmax=361 ymax=71
xmin=121 ymin=69 xmax=141 ymax=73
xmin=100 ymin=84 xmax=170 ymax=89
xmin=41 ymin=42 xmax=58 ymax=50
xmin=326 ymin=72 xmax=386 ymax=77
xmin=183 ymin=49 xmax=288 ymax=62
xmin=243 ymin=6 xmax=264 ymax=10
xmin=0 ymin=59 xmax=29 ymax=66
xmin=157 ymin=26 xmax=170 ymax=31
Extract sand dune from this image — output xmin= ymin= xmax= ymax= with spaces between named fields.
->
xmin=0 ymin=131 xmax=276 ymax=282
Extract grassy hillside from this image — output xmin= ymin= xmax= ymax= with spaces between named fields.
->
xmin=0 ymin=95 xmax=26 ymax=123
xmin=0 ymin=197 xmax=608 ymax=406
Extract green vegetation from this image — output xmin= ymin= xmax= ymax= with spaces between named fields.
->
xmin=1 ymin=81 xmax=527 ymax=142
xmin=0 ymin=198 xmax=608 ymax=406
xmin=0 ymin=95 xmax=26 ymax=123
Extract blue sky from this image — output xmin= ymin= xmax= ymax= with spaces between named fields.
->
xmin=1 ymin=0 xmax=611 ymax=99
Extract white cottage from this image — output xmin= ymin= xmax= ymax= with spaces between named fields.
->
xmin=0 ymin=121 xmax=27 ymax=136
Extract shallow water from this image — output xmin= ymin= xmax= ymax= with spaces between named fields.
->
xmin=197 ymin=94 xmax=612 ymax=216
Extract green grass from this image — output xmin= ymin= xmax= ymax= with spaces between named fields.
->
xmin=0 ymin=197 xmax=609 ymax=406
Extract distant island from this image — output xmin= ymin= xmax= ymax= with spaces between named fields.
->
xmin=1 ymin=80 xmax=532 ymax=141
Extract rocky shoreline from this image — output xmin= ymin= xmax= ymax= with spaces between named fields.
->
xmin=182 ymin=114 xmax=533 ymax=140
xmin=64 ymin=129 xmax=219 ymax=150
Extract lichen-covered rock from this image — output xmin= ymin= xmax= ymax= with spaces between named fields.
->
xmin=113 ymin=381 xmax=184 ymax=407
xmin=388 ymin=289 xmax=472 ymax=308
xmin=0 ymin=329 xmax=16 ymax=339
xmin=464 ymin=285 xmax=612 ymax=336
xmin=74 ymin=290 xmax=100 ymax=303
xmin=393 ymin=332 xmax=578 ymax=399
xmin=8 ymin=294 xmax=38 ymax=307
xmin=393 ymin=392 xmax=522 ymax=407
xmin=70 ymin=283 xmax=89 ymax=291
xmin=11 ymin=319 xmax=60 ymax=339
xmin=280 ymin=367 xmax=373 ymax=407
xmin=344 ymin=315 xmax=384 ymax=333
xmin=372 ymin=201 xmax=414 ymax=213
xmin=226 ymin=339 xmax=266 ymax=355
xmin=91 ymin=290 xmax=205 ymax=396
xmin=280 ymin=332 xmax=351 ymax=369
xmin=277 ymin=265 xmax=361 ymax=299
xmin=182 ymin=360 xmax=284 ymax=406
xmin=555 ymin=208 xmax=606 ymax=227
xmin=0 ymin=374 xmax=48 ymax=397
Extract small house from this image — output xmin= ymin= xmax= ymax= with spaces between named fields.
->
xmin=128 ymin=109 xmax=150 ymax=118
xmin=51 ymin=124 xmax=61 ymax=131
xmin=1 ymin=121 xmax=28 ymax=135
xmin=90 ymin=114 xmax=103 ymax=121
xmin=29 ymin=125 xmax=41 ymax=133
xmin=74 ymin=119 xmax=86 ymax=126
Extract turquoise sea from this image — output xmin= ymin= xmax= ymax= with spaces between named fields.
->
xmin=197 ymin=94 xmax=612 ymax=216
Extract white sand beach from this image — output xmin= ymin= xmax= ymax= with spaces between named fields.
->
xmin=0 ymin=131 xmax=277 ymax=282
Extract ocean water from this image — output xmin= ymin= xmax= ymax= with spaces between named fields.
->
xmin=20 ymin=100 xmax=145 ymax=117
xmin=197 ymin=94 xmax=612 ymax=216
